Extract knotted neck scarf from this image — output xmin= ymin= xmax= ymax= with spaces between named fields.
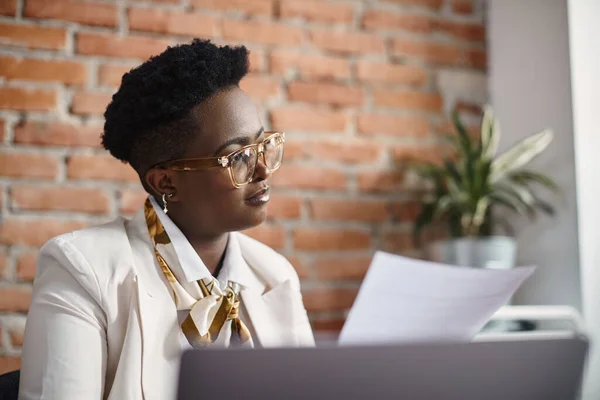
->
xmin=144 ymin=198 xmax=253 ymax=348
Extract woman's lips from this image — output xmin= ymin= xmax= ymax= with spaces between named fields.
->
xmin=245 ymin=186 xmax=270 ymax=205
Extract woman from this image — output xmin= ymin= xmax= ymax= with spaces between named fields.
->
xmin=18 ymin=39 xmax=315 ymax=400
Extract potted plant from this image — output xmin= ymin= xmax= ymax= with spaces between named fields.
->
xmin=411 ymin=106 xmax=558 ymax=269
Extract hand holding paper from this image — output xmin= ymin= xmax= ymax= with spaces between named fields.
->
xmin=338 ymin=251 xmax=535 ymax=346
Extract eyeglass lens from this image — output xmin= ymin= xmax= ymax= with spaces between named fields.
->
xmin=230 ymin=136 xmax=284 ymax=185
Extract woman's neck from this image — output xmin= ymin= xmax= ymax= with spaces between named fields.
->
xmin=187 ymin=233 xmax=229 ymax=276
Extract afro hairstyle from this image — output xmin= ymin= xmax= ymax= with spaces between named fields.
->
xmin=102 ymin=39 xmax=250 ymax=178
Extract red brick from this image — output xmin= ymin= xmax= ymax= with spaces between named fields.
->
xmin=302 ymin=287 xmax=358 ymax=312
xmin=280 ymin=137 xmax=306 ymax=161
xmin=308 ymin=138 xmax=383 ymax=164
xmin=239 ymin=74 xmax=280 ymax=101
xmin=452 ymin=0 xmax=474 ymax=15
xmin=10 ymin=326 xmax=24 ymax=347
xmin=0 ymin=22 xmax=66 ymax=50
xmin=0 ymin=219 xmax=87 ymax=247
xmin=0 ymin=286 xmax=30 ymax=312
xmin=286 ymin=256 xmax=310 ymax=280
xmin=315 ymin=256 xmax=372 ymax=281
xmin=267 ymin=195 xmax=302 ymax=219
xmin=271 ymin=165 xmax=346 ymax=191
xmin=242 ymin=225 xmax=285 ymax=250
xmin=119 ymin=189 xmax=147 ymax=215
xmin=77 ymin=32 xmax=170 ymax=59
xmin=309 ymin=198 xmax=388 ymax=222
xmin=190 ymin=0 xmax=274 ymax=16
xmin=389 ymin=201 xmax=421 ymax=223
xmin=0 ymin=252 xmax=6 ymax=279
xmin=382 ymin=0 xmax=443 ymax=10
xmin=0 ymin=0 xmax=17 ymax=16
xmin=373 ymin=89 xmax=443 ymax=112
xmin=0 ymin=87 xmax=57 ymax=112
xmin=357 ymin=113 xmax=429 ymax=137
xmin=383 ymin=231 xmax=414 ymax=253
xmin=454 ymin=101 xmax=483 ymax=116
xmin=0 ymin=119 xmax=6 ymax=142
xmin=25 ymin=0 xmax=117 ymax=27
xmin=309 ymin=30 xmax=385 ymax=55
xmin=293 ymin=228 xmax=370 ymax=251
xmin=98 ymin=63 xmax=133 ymax=87
xmin=0 ymin=152 xmax=58 ymax=180
xmin=270 ymin=107 xmax=348 ymax=133
xmin=223 ymin=19 xmax=304 ymax=46
xmin=357 ymin=170 xmax=404 ymax=193
xmin=269 ymin=51 xmax=351 ymax=80
xmin=362 ymin=11 xmax=433 ymax=33
xmin=311 ymin=318 xmax=345 ymax=333
xmin=356 ymin=61 xmax=428 ymax=85
xmin=390 ymin=144 xmax=446 ymax=165
xmin=435 ymin=20 xmax=485 ymax=42
xmin=14 ymin=120 xmax=102 ymax=148
xmin=0 ymin=56 xmax=88 ymax=86
xmin=128 ymin=8 xmax=218 ymax=37
xmin=67 ymin=155 xmax=139 ymax=182
xmin=466 ymin=48 xmax=487 ymax=70
xmin=287 ymin=81 xmax=363 ymax=107
xmin=392 ymin=38 xmax=463 ymax=65
xmin=248 ymin=50 xmax=266 ymax=73
xmin=12 ymin=185 xmax=110 ymax=214
xmin=17 ymin=251 xmax=38 ymax=281
xmin=0 ymin=357 xmax=20 ymax=375
xmin=280 ymin=0 xmax=354 ymax=24
xmin=436 ymin=118 xmax=480 ymax=138
xmin=71 ymin=91 xmax=112 ymax=115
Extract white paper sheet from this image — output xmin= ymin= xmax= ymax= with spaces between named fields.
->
xmin=338 ymin=251 xmax=536 ymax=346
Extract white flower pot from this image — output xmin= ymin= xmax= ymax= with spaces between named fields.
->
xmin=425 ymin=236 xmax=517 ymax=269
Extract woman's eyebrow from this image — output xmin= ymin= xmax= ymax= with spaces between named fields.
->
xmin=213 ymin=127 xmax=265 ymax=155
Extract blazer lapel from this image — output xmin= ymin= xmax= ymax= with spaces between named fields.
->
xmin=241 ymin=280 xmax=300 ymax=347
xmin=126 ymin=208 xmax=181 ymax=400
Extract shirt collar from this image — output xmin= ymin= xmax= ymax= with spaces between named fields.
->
xmin=149 ymin=196 xmax=258 ymax=289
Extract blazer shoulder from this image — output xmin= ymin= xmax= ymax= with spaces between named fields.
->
xmin=235 ymin=232 xmax=300 ymax=286
xmin=39 ymin=216 xmax=134 ymax=281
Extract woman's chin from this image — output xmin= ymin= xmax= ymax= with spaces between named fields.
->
xmin=236 ymin=205 xmax=268 ymax=231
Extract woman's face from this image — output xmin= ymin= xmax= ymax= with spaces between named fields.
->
xmin=146 ymin=86 xmax=271 ymax=239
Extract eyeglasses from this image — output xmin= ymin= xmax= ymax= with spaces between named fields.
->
xmin=154 ymin=131 xmax=285 ymax=188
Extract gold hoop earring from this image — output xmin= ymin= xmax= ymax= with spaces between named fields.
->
xmin=162 ymin=193 xmax=173 ymax=214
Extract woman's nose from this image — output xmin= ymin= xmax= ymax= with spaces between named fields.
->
xmin=252 ymin=158 xmax=271 ymax=182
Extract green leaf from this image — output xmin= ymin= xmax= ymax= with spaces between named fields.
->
xmin=534 ymin=198 xmax=556 ymax=216
xmin=444 ymin=159 xmax=462 ymax=185
xmin=488 ymin=191 xmax=528 ymax=215
xmin=470 ymin=197 xmax=490 ymax=234
xmin=490 ymin=129 xmax=554 ymax=183
xmin=413 ymin=202 xmax=436 ymax=246
xmin=509 ymin=170 xmax=559 ymax=192
xmin=452 ymin=110 xmax=473 ymax=155
xmin=480 ymin=105 xmax=500 ymax=160
xmin=433 ymin=194 xmax=454 ymax=219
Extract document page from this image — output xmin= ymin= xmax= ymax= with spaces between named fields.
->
xmin=338 ymin=251 xmax=535 ymax=346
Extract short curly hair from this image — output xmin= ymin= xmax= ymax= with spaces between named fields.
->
xmin=102 ymin=39 xmax=249 ymax=179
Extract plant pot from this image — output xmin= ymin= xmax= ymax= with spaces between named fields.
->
xmin=425 ymin=236 xmax=517 ymax=269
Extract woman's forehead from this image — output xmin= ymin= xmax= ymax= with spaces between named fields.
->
xmin=185 ymin=87 xmax=262 ymax=157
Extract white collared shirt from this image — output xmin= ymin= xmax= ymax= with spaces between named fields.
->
xmin=149 ymin=196 xmax=262 ymax=349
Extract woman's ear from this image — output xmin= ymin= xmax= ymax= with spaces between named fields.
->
xmin=145 ymin=168 xmax=177 ymax=199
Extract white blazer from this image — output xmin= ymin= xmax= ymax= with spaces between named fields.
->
xmin=19 ymin=206 xmax=315 ymax=400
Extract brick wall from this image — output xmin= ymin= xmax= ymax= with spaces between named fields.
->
xmin=0 ymin=0 xmax=487 ymax=372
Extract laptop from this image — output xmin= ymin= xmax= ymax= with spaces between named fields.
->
xmin=177 ymin=334 xmax=588 ymax=400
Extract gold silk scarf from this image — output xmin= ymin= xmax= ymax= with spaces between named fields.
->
xmin=144 ymin=198 xmax=253 ymax=348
